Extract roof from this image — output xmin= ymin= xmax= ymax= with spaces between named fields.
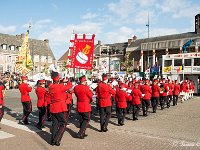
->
xmin=0 ymin=33 xmax=55 ymax=60
xmin=94 ymin=42 xmax=128 ymax=55
xmin=128 ymin=32 xmax=200 ymax=48
xmin=58 ymin=50 xmax=69 ymax=61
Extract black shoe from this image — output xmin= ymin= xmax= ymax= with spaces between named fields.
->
xmin=36 ymin=125 xmax=42 ymax=130
xmin=103 ymin=128 xmax=108 ymax=132
xmin=133 ymin=118 xmax=138 ymax=121
xmin=84 ymin=134 xmax=88 ymax=137
xmin=77 ymin=134 xmax=84 ymax=139
xmin=24 ymin=122 xmax=30 ymax=125
xmin=55 ymin=142 xmax=60 ymax=146
xmin=51 ymin=140 xmax=55 ymax=146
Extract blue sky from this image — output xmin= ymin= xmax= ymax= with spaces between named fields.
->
xmin=0 ymin=0 xmax=200 ymax=59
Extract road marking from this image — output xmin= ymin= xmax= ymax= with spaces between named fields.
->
xmin=0 ymin=131 xmax=15 ymax=139
xmin=1 ymin=119 xmax=46 ymax=133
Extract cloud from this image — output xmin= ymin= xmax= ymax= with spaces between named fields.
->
xmin=102 ymin=26 xmax=134 ymax=43
xmin=160 ymin=0 xmax=200 ymax=18
xmin=107 ymin=0 xmax=135 ymax=19
xmin=51 ymin=3 xmax=58 ymax=10
xmin=0 ymin=25 xmax=16 ymax=33
xmin=81 ymin=12 xmax=98 ymax=20
xmin=22 ymin=19 xmax=53 ymax=30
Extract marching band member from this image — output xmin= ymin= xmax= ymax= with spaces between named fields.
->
xmin=173 ymin=80 xmax=180 ymax=106
xmin=163 ymin=79 xmax=170 ymax=108
xmin=45 ymin=80 xmax=52 ymax=121
xmin=35 ymin=79 xmax=47 ymax=130
xmin=189 ymin=81 xmax=195 ymax=98
xmin=151 ymin=79 xmax=160 ymax=113
xmin=18 ymin=76 xmax=32 ymax=125
xmin=74 ymin=75 xmax=93 ymax=139
xmin=96 ymin=74 xmax=116 ymax=132
xmin=168 ymin=79 xmax=174 ymax=107
xmin=0 ymin=81 xmax=5 ymax=129
xmin=115 ymin=83 xmax=129 ymax=126
xmin=131 ymin=82 xmax=142 ymax=120
xmin=140 ymin=79 xmax=152 ymax=116
xmin=127 ymin=82 xmax=134 ymax=114
xmin=180 ymin=81 xmax=187 ymax=102
xmin=49 ymin=71 xmax=72 ymax=146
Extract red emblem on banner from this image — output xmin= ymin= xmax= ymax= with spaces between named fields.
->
xmin=67 ymin=34 xmax=95 ymax=70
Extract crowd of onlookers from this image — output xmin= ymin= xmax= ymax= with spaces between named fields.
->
xmin=0 ymin=72 xmax=21 ymax=89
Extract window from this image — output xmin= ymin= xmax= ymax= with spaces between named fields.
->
xmin=7 ymin=56 xmax=11 ymax=63
xmin=164 ymin=60 xmax=172 ymax=67
xmin=2 ymin=44 xmax=7 ymax=50
xmin=17 ymin=46 xmax=21 ymax=51
xmin=48 ymin=56 xmax=52 ymax=63
xmin=34 ymin=55 xmax=39 ymax=62
xmin=174 ymin=59 xmax=182 ymax=66
xmin=41 ymin=56 xmax=46 ymax=63
xmin=10 ymin=45 xmax=15 ymax=51
xmin=194 ymin=58 xmax=200 ymax=66
xmin=184 ymin=59 xmax=191 ymax=66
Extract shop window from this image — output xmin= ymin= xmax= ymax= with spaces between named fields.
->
xmin=184 ymin=59 xmax=191 ymax=66
xmin=194 ymin=58 xmax=200 ymax=66
xmin=174 ymin=59 xmax=182 ymax=66
xmin=164 ymin=60 xmax=172 ymax=67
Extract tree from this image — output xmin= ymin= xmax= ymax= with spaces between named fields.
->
xmin=120 ymin=52 xmax=133 ymax=73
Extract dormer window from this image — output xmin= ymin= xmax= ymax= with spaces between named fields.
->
xmin=10 ymin=45 xmax=15 ymax=51
xmin=2 ymin=44 xmax=7 ymax=50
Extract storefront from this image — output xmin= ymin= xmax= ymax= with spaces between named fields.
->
xmin=162 ymin=52 xmax=200 ymax=94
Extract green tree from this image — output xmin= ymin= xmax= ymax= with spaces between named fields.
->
xmin=120 ymin=52 xmax=133 ymax=73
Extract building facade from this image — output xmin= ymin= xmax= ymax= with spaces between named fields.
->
xmin=0 ymin=33 xmax=55 ymax=75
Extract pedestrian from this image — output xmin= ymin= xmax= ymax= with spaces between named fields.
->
xmin=131 ymin=82 xmax=142 ymax=121
xmin=35 ymin=79 xmax=47 ymax=130
xmin=74 ymin=75 xmax=93 ymax=139
xmin=115 ymin=83 xmax=129 ymax=126
xmin=0 ymin=81 xmax=5 ymax=129
xmin=49 ymin=71 xmax=72 ymax=146
xmin=18 ymin=76 xmax=32 ymax=125
xmin=151 ymin=79 xmax=160 ymax=113
xmin=96 ymin=74 xmax=116 ymax=132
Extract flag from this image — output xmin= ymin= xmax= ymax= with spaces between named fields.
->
xmin=163 ymin=66 xmax=172 ymax=73
xmin=67 ymin=34 xmax=95 ymax=70
xmin=176 ymin=66 xmax=182 ymax=73
xmin=16 ymin=30 xmax=33 ymax=75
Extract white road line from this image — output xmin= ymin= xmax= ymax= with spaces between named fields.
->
xmin=1 ymin=119 xmax=46 ymax=133
xmin=0 ymin=131 xmax=15 ymax=139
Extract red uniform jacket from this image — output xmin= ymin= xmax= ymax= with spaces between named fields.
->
xmin=189 ymin=83 xmax=195 ymax=91
xmin=115 ymin=89 xmax=129 ymax=108
xmin=18 ymin=83 xmax=32 ymax=102
xmin=163 ymin=84 xmax=169 ymax=97
xmin=45 ymin=91 xmax=51 ymax=105
xmin=181 ymin=83 xmax=187 ymax=92
xmin=173 ymin=84 xmax=180 ymax=96
xmin=131 ymin=88 xmax=142 ymax=105
xmin=49 ymin=82 xmax=72 ymax=113
xmin=35 ymin=86 xmax=47 ymax=107
xmin=168 ymin=83 xmax=174 ymax=96
xmin=151 ymin=84 xmax=160 ymax=98
xmin=0 ymin=85 xmax=5 ymax=106
xmin=96 ymin=82 xmax=116 ymax=107
xmin=74 ymin=84 xmax=93 ymax=113
xmin=127 ymin=86 xmax=133 ymax=101
xmin=140 ymin=85 xmax=152 ymax=100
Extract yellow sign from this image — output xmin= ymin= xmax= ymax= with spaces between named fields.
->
xmin=163 ymin=66 xmax=172 ymax=73
xmin=16 ymin=30 xmax=33 ymax=75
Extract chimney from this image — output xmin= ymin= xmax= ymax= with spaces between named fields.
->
xmin=195 ymin=14 xmax=200 ymax=34
xmin=128 ymin=39 xmax=132 ymax=45
xmin=132 ymin=35 xmax=137 ymax=41
xmin=21 ymin=33 xmax=25 ymax=38
xmin=97 ymin=40 xmax=101 ymax=45
xmin=44 ymin=39 xmax=49 ymax=43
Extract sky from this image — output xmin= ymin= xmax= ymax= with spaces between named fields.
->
xmin=0 ymin=0 xmax=200 ymax=59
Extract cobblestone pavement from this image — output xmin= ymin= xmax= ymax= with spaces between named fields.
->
xmin=0 ymin=89 xmax=200 ymax=150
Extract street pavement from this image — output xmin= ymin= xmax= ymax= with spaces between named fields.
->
xmin=1 ymin=89 xmax=200 ymax=150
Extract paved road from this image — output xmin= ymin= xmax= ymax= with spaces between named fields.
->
xmin=1 ymin=89 xmax=200 ymax=150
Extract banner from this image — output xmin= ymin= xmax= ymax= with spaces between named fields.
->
xmin=67 ymin=34 xmax=95 ymax=70
xmin=16 ymin=30 xmax=33 ymax=75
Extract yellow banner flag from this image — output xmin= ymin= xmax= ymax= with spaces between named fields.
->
xmin=16 ymin=30 xmax=33 ymax=75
